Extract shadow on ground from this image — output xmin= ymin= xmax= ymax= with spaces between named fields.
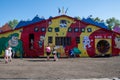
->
xmin=26 ymin=59 xmax=55 ymax=62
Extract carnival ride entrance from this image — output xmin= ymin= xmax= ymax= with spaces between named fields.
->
xmin=95 ymin=39 xmax=112 ymax=56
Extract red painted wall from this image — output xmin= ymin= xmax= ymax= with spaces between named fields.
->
xmin=21 ymin=20 xmax=49 ymax=57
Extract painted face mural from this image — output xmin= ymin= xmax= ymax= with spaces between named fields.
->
xmin=114 ymin=37 xmax=120 ymax=49
xmin=38 ymin=35 xmax=45 ymax=48
xmin=60 ymin=20 xmax=67 ymax=28
xmin=8 ymin=35 xmax=18 ymax=47
xmin=83 ymin=36 xmax=91 ymax=49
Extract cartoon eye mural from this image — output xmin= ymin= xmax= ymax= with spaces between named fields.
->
xmin=68 ymin=27 xmax=72 ymax=32
xmin=55 ymin=27 xmax=59 ymax=32
xmin=34 ymin=27 xmax=39 ymax=32
xmin=80 ymin=28 xmax=85 ymax=32
xmin=48 ymin=27 xmax=52 ymax=32
xmin=87 ymin=28 xmax=92 ymax=32
xmin=74 ymin=27 xmax=79 ymax=32
xmin=41 ymin=27 xmax=46 ymax=32
xmin=60 ymin=20 xmax=67 ymax=28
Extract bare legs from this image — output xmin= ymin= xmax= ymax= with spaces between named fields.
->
xmin=4 ymin=56 xmax=12 ymax=63
xmin=53 ymin=54 xmax=58 ymax=61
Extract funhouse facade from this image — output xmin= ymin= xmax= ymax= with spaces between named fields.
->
xmin=0 ymin=15 xmax=120 ymax=58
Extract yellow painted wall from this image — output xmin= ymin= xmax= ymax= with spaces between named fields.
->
xmin=0 ymin=29 xmax=22 ymax=38
xmin=44 ymin=16 xmax=74 ymax=57
xmin=78 ymin=25 xmax=100 ymax=57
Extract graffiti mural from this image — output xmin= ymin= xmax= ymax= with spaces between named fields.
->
xmin=38 ymin=35 xmax=45 ymax=48
xmin=0 ymin=15 xmax=119 ymax=57
xmin=0 ymin=33 xmax=23 ymax=57
xmin=83 ymin=36 xmax=91 ymax=49
xmin=114 ymin=37 xmax=120 ymax=49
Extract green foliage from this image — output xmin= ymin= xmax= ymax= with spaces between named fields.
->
xmin=74 ymin=16 xmax=81 ymax=20
xmin=8 ymin=19 xmax=18 ymax=29
xmin=106 ymin=17 xmax=120 ymax=30
xmin=92 ymin=17 xmax=102 ymax=22
xmin=92 ymin=16 xmax=120 ymax=30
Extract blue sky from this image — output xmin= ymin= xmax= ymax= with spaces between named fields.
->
xmin=0 ymin=0 xmax=120 ymax=26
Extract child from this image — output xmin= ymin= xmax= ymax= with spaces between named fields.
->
xmin=52 ymin=45 xmax=58 ymax=61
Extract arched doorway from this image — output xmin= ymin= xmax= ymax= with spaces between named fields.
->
xmin=97 ymin=40 xmax=110 ymax=53
xmin=95 ymin=39 xmax=112 ymax=56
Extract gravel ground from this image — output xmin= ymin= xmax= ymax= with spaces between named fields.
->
xmin=0 ymin=56 xmax=120 ymax=80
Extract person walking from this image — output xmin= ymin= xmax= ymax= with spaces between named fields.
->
xmin=4 ymin=46 xmax=12 ymax=63
xmin=52 ymin=45 xmax=58 ymax=61
xmin=45 ymin=44 xmax=51 ymax=60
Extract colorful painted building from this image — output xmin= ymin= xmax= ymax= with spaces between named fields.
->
xmin=0 ymin=15 xmax=120 ymax=58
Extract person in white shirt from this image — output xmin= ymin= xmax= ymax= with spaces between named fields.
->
xmin=52 ymin=45 xmax=58 ymax=61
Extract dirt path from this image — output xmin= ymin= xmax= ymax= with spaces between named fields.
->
xmin=0 ymin=57 xmax=120 ymax=80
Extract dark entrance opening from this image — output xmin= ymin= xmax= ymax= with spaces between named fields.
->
xmin=97 ymin=40 xmax=110 ymax=53
xmin=29 ymin=34 xmax=34 ymax=49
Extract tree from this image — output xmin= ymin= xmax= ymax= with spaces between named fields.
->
xmin=106 ymin=17 xmax=120 ymax=30
xmin=8 ymin=19 xmax=18 ymax=29
xmin=92 ymin=17 xmax=102 ymax=22
xmin=74 ymin=16 xmax=81 ymax=20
